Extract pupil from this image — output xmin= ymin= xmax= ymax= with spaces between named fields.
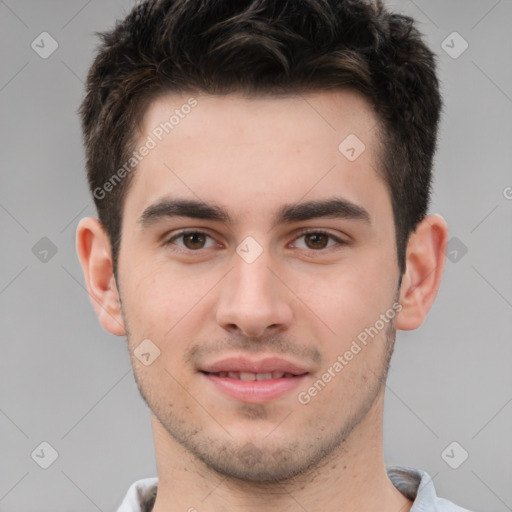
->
xmin=185 ymin=233 xmax=205 ymax=249
xmin=182 ymin=233 xmax=328 ymax=250
xmin=306 ymin=233 xmax=327 ymax=249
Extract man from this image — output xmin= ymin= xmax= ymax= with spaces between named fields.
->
xmin=76 ymin=0 xmax=471 ymax=510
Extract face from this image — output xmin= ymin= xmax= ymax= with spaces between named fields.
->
xmin=116 ymin=90 xmax=400 ymax=481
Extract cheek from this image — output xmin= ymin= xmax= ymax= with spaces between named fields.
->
xmin=122 ymin=263 xmax=216 ymax=334
xmin=121 ymin=234 xmax=397 ymax=341
xmin=290 ymin=255 xmax=395 ymax=337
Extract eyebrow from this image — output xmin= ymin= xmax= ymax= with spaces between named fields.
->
xmin=137 ymin=196 xmax=371 ymax=229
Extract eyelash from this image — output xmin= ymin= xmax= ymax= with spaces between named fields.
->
xmin=163 ymin=229 xmax=347 ymax=254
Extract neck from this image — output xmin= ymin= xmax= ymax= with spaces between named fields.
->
xmin=150 ymin=392 xmax=412 ymax=512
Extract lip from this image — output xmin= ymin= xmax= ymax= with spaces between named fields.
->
xmin=201 ymin=372 xmax=309 ymax=404
xmin=199 ymin=356 xmax=310 ymax=375
xmin=199 ymin=356 xmax=311 ymax=404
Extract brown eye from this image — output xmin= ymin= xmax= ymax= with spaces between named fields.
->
xmin=292 ymin=230 xmax=345 ymax=251
xmin=303 ymin=232 xmax=330 ymax=250
xmin=181 ymin=232 xmax=207 ymax=250
xmin=165 ymin=231 xmax=216 ymax=251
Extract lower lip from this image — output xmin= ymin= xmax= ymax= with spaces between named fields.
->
xmin=201 ymin=372 xmax=308 ymax=404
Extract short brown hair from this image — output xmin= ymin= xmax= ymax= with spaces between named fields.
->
xmin=79 ymin=0 xmax=442 ymax=277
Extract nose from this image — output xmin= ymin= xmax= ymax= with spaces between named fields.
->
xmin=215 ymin=248 xmax=293 ymax=338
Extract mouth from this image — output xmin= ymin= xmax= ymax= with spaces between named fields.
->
xmin=199 ymin=357 xmax=311 ymax=403
xmin=201 ymin=371 xmax=305 ymax=380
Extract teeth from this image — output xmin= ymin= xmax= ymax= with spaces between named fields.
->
xmin=256 ymin=372 xmax=273 ymax=381
xmin=215 ymin=371 xmax=294 ymax=380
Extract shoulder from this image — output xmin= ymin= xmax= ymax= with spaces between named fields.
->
xmin=116 ymin=477 xmax=158 ymax=512
xmin=387 ymin=465 xmax=473 ymax=512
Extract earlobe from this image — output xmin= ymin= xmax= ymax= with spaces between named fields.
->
xmin=76 ymin=217 xmax=126 ymax=336
xmin=396 ymin=214 xmax=449 ymax=331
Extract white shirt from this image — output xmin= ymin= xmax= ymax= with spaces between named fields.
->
xmin=116 ymin=465 xmax=472 ymax=511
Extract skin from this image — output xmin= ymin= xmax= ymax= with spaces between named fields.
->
xmin=77 ymin=89 xmax=448 ymax=512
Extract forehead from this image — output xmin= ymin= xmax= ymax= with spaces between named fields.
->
xmin=140 ymin=89 xmax=378 ymax=148
xmin=124 ymin=90 xmax=387 ymax=226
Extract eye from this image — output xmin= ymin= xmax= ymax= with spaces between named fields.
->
xmin=292 ymin=230 xmax=345 ymax=251
xmin=163 ymin=229 xmax=346 ymax=254
xmin=165 ymin=230 xmax=217 ymax=251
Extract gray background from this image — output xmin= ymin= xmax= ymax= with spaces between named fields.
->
xmin=1 ymin=1 xmax=511 ymax=511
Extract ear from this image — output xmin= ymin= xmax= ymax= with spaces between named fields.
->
xmin=396 ymin=214 xmax=449 ymax=331
xmin=76 ymin=217 xmax=126 ymax=336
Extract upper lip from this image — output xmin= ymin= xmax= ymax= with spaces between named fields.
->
xmin=199 ymin=356 xmax=310 ymax=375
